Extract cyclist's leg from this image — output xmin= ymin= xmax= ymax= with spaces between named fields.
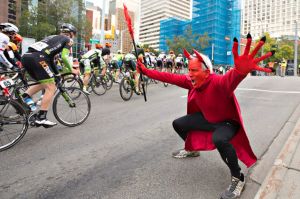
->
xmin=23 ymin=53 xmax=57 ymax=127
xmin=82 ymin=59 xmax=91 ymax=91
xmin=102 ymin=55 xmax=109 ymax=76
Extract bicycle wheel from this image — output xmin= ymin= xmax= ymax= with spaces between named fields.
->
xmin=0 ymin=97 xmax=28 ymax=152
xmin=62 ymin=75 xmax=83 ymax=89
xmin=119 ymin=77 xmax=133 ymax=101
xmin=105 ymin=73 xmax=113 ymax=90
xmin=52 ymin=87 xmax=91 ymax=127
xmin=91 ymin=75 xmax=107 ymax=96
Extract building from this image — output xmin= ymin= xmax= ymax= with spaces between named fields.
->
xmin=140 ymin=0 xmax=191 ymax=50
xmin=108 ymin=0 xmax=140 ymax=53
xmin=159 ymin=0 xmax=241 ymax=65
xmin=0 ymin=0 xmax=21 ymax=24
xmin=242 ymin=0 xmax=300 ymax=39
xmin=86 ymin=1 xmax=102 ymax=38
xmin=192 ymin=0 xmax=241 ymax=65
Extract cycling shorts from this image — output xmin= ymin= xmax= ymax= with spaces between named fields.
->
xmin=125 ymin=60 xmax=136 ymax=71
xmin=21 ymin=52 xmax=55 ymax=84
xmin=176 ymin=62 xmax=183 ymax=68
xmin=110 ymin=60 xmax=119 ymax=69
xmin=80 ymin=59 xmax=91 ymax=74
xmin=166 ymin=61 xmax=173 ymax=68
xmin=156 ymin=60 xmax=163 ymax=67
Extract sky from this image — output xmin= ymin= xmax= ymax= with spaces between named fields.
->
xmin=89 ymin=0 xmax=109 ymax=13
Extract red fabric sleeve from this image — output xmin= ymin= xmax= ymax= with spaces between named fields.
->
xmin=217 ymin=68 xmax=247 ymax=95
xmin=142 ymin=68 xmax=192 ymax=90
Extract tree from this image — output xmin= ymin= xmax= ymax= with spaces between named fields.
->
xmin=19 ymin=0 xmax=92 ymax=42
xmin=256 ymin=33 xmax=294 ymax=65
xmin=165 ymin=25 xmax=211 ymax=55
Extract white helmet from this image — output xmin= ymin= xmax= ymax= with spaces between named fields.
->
xmin=0 ymin=23 xmax=19 ymax=34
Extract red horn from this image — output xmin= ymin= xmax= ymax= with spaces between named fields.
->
xmin=183 ymin=49 xmax=192 ymax=60
xmin=192 ymin=49 xmax=204 ymax=62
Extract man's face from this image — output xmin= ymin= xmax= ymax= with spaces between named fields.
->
xmin=188 ymin=59 xmax=210 ymax=88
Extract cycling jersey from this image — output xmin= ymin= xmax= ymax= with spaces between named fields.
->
xmin=80 ymin=49 xmax=105 ymax=74
xmin=124 ymin=53 xmax=137 ymax=71
xmin=28 ymin=35 xmax=73 ymax=72
xmin=0 ymin=32 xmax=15 ymax=69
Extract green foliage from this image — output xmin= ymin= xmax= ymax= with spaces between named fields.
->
xmin=19 ymin=0 xmax=92 ymax=42
xmin=165 ymin=25 xmax=210 ymax=55
xmin=141 ymin=43 xmax=160 ymax=55
xmin=256 ymin=32 xmax=294 ymax=63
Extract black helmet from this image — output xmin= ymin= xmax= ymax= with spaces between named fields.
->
xmin=60 ymin=23 xmax=77 ymax=35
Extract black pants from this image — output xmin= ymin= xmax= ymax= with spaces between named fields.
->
xmin=172 ymin=112 xmax=241 ymax=178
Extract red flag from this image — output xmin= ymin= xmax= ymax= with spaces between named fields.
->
xmin=123 ymin=3 xmax=134 ymax=40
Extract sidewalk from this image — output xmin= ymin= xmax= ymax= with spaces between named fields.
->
xmin=254 ymin=115 xmax=300 ymax=199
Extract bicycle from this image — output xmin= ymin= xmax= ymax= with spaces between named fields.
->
xmin=119 ymin=68 xmax=148 ymax=101
xmin=0 ymin=69 xmax=91 ymax=151
xmin=0 ymin=77 xmax=28 ymax=151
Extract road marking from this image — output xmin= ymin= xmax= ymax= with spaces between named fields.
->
xmin=180 ymin=88 xmax=300 ymax=98
xmin=237 ymin=88 xmax=300 ymax=94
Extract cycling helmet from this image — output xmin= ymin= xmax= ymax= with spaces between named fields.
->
xmin=95 ymin=43 xmax=103 ymax=49
xmin=178 ymin=54 xmax=182 ymax=57
xmin=0 ymin=23 xmax=19 ymax=34
xmin=12 ymin=33 xmax=23 ymax=43
xmin=105 ymin=42 xmax=112 ymax=47
xmin=8 ymin=42 xmax=18 ymax=51
xmin=60 ymin=23 xmax=77 ymax=35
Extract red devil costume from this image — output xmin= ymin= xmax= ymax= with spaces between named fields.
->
xmin=137 ymin=34 xmax=274 ymax=198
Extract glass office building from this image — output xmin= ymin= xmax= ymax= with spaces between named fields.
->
xmin=160 ymin=0 xmax=241 ymax=65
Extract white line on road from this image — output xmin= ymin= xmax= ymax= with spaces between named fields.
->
xmin=180 ymin=88 xmax=300 ymax=98
xmin=237 ymin=88 xmax=300 ymax=94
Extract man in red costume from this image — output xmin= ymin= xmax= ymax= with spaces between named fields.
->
xmin=137 ymin=33 xmax=274 ymax=199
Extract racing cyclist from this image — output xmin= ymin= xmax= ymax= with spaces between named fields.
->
xmin=0 ymin=23 xmax=20 ymax=70
xmin=21 ymin=23 xmax=78 ymax=128
xmin=80 ymin=43 xmax=106 ymax=94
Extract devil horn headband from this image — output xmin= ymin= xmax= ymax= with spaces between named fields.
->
xmin=183 ymin=49 xmax=208 ymax=69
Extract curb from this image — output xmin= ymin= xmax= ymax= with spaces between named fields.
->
xmin=254 ymin=114 xmax=300 ymax=199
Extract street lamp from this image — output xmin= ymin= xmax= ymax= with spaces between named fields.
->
xmin=294 ymin=20 xmax=298 ymax=76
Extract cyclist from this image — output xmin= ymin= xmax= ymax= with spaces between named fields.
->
xmin=124 ymin=51 xmax=141 ymax=93
xmin=21 ymin=23 xmax=78 ymax=128
xmin=0 ymin=22 xmax=20 ymax=70
xmin=80 ymin=44 xmax=105 ymax=94
xmin=101 ymin=42 xmax=111 ymax=77
xmin=112 ymin=50 xmax=123 ymax=82
xmin=175 ymin=53 xmax=184 ymax=73
xmin=144 ymin=49 xmax=151 ymax=67
xmin=6 ymin=33 xmax=23 ymax=64
xmin=135 ymin=44 xmax=146 ymax=94
xmin=165 ymin=50 xmax=176 ymax=73
xmin=156 ymin=52 xmax=165 ymax=71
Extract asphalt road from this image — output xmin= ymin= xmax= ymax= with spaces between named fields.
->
xmin=1 ymin=76 xmax=300 ymax=199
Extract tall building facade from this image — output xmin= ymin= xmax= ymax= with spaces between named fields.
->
xmin=242 ymin=0 xmax=300 ymax=39
xmin=140 ymin=0 xmax=191 ymax=50
xmin=192 ymin=0 xmax=241 ymax=65
xmin=86 ymin=1 xmax=102 ymax=37
xmin=110 ymin=0 xmax=140 ymax=53
xmin=0 ymin=0 xmax=21 ymax=24
xmin=160 ymin=0 xmax=241 ymax=65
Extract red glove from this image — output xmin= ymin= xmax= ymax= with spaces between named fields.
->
xmin=137 ymin=59 xmax=147 ymax=74
xmin=16 ymin=61 xmax=23 ymax=68
xmin=233 ymin=33 xmax=275 ymax=75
